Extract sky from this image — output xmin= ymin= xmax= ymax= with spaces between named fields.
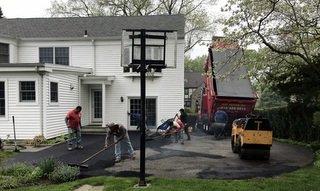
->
xmin=0 ymin=0 xmax=228 ymax=59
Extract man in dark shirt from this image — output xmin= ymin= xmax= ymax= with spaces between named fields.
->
xmin=105 ymin=123 xmax=135 ymax=163
xmin=179 ymin=108 xmax=191 ymax=140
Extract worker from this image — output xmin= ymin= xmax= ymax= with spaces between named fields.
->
xmin=127 ymin=112 xmax=150 ymax=133
xmin=169 ymin=117 xmax=184 ymax=144
xmin=65 ymin=106 xmax=83 ymax=151
xmin=105 ymin=123 xmax=135 ymax=163
xmin=214 ymin=110 xmax=228 ymax=138
xmin=179 ymin=108 xmax=191 ymax=140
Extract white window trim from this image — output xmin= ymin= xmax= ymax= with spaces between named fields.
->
xmin=17 ymin=79 xmax=38 ymax=105
xmin=127 ymin=96 xmax=158 ymax=129
xmin=49 ymin=80 xmax=59 ymax=105
xmin=0 ymin=79 xmax=9 ymax=121
xmin=39 ymin=46 xmax=70 ymax=65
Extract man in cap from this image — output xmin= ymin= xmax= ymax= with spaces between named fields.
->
xmin=105 ymin=123 xmax=135 ymax=163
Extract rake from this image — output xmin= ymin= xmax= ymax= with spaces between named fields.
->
xmin=68 ymin=137 xmax=123 ymax=168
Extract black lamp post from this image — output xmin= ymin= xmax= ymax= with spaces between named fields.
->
xmin=123 ymin=29 xmax=176 ymax=187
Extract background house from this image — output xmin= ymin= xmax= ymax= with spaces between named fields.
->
xmin=184 ymin=71 xmax=202 ymax=113
xmin=0 ymin=15 xmax=185 ymax=139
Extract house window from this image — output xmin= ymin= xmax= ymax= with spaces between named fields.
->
xmin=19 ymin=81 xmax=36 ymax=102
xmin=39 ymin=48 xmax=53 ymax=64
xmin=50 ymin=82 xmax=58 ymax=102
xmin=0 ymin=82 xmax=5 ymax=116
xmin=39 ymin=47 xmax=69 ymax=65
xmin=129 ymin=98 xmax=156 ymax=128
xmin=0 ymin=43 xmax=9 ymax=63
xmin=55 ymin=47 xmax=69 ymax=65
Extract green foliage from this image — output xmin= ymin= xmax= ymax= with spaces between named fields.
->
xmin=1 ymin=163 xmax=34 ymax=177
xmin=314 ymin=150 xmax=320 ymax=169
xmin=0 ymin=175 xmax=19 ymax=189
xmin=38 ymin=157 xmax=56 ymax=177
xmin=0 ymin=163 xmax=43 ymax=188
xmin=48 ymin=164 xmax=79 ymax=183
xmin=256 ymin=104 xmax=319 ymax=143
xmin=313 ymin=111 xmax=320 ymax=127
xmin=185 ymin=55 xmax=206 ymax=72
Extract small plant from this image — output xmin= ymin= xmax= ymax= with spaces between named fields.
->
xmin=32 ymin=135 xmax=46 ymax=147
xmin=0 ymin=175 xmax=19 ymax=189
xmin=38 ymin=157 xmax=56 ymax=177
xmin=48 ymin=164 xmax=79 ymax=183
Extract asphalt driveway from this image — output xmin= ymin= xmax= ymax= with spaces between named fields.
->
xmin=4 ymin=130 xmax=314 ymax=179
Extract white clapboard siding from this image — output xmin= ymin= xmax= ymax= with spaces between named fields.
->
xmin=80 ymin=84 xmax=90 ymax=126
xmin=0 ymin=73 xmax=41 ymax=140
xmin=99 ymin=41 xmax=185 ymax=129
xmin=44 ymin=72 xmax=80 ymax=139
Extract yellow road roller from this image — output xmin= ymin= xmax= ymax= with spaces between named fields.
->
xmin=231 ymin=116 xmax=273 ymax=160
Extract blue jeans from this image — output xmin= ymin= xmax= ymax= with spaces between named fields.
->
xmin=68 ymin=128 xmax=81 ymax=148
xmin=115 ymin=132 xmax=134 ymax=160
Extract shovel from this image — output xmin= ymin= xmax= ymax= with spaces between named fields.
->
xmin=68 ymin=137 xmax=123 ymax=168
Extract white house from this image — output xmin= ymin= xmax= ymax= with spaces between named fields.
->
xmin=0 ymin=15 xmax=185 ymax=139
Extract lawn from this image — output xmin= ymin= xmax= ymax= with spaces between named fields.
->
xmin=12 ymin=165 xmax=320 ymax=191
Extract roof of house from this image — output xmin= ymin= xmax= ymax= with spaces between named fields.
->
xmin=0 ymin=15 xmax=185 ymax=39
xmin=184 ymin=72 xmax=202 ymax=88
xmin=213 ymin=49 xmax=256 ymax=99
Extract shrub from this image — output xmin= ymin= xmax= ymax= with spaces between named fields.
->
xmin=0 ymin=175 xmax=19 ymax=189
xmin=314 ymin=150 xmax=320 ymax=169
xmin=32 ymin=135 xmax=46 ymax=147
xmin=1 ymin=163 xmax=34 ymax=177
xmin=48 ymin=164 xmax=79 ymax=183
xmin=313 ymin=111 xmax=320 ymax=127
xmin=38 ymin=157 xmax=56 ymax=177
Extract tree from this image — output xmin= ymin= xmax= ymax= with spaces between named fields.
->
xmin=185 ymin=55 xmax=206 ymax=72
xmin=222 ymin=0 xmax=320 ymax=104
xmin=0 ymin=7 xmax=4 ymax=18
xmin=48 ymin=0 xmax=216 ymax=52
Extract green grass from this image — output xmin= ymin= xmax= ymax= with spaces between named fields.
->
xmin=11 ymin=165 xmax=320 ymax=191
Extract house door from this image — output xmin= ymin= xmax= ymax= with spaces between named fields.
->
xmin=91 ymin=90 xmax=102 ymax=123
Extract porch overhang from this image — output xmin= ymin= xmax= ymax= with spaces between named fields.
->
xmin=80 ymin=75 xmax=115 ymax=85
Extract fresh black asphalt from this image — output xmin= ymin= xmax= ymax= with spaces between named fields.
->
xmin=4 ymin=130 xmax=314 ymax=179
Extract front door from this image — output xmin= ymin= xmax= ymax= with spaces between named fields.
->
xmin=91 ymin=90 xmax=102 ymax=123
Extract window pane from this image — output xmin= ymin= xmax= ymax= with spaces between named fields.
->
xmin=39 ymin=48 xmax=53 ymax=64
xmin=129 ymin=98 xmax=156 ymax=127
xmin=55 ymin=47 xmax=69 ymax=65
xmin=0 ymin=43 xmax=9 ymax=63
xmin=0 ymin=82 xmax=5 ymax=116
xmin=50 ymin=82 xmax=58 ymax=102
xmin=20 ymin=81 xmax=36 ymax=102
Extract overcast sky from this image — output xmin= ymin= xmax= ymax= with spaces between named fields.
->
xmin=0 ymin=0 xmax=228 ymax=59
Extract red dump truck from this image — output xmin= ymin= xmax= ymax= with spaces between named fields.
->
xmin=198 ymin=38 xmax=257 ymax=135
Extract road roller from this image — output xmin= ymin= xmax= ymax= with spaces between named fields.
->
xmin=231 ymin=116 xmax=273 ymax=160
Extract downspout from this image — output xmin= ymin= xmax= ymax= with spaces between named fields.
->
xmin=36 ymin=66 xmax=45 ymax=137
xmin=92 ymin=39 xmax=96 ymax=75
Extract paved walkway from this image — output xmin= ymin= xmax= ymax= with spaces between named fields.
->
xmin=4 ymin=130 xmax=313 ymax=179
